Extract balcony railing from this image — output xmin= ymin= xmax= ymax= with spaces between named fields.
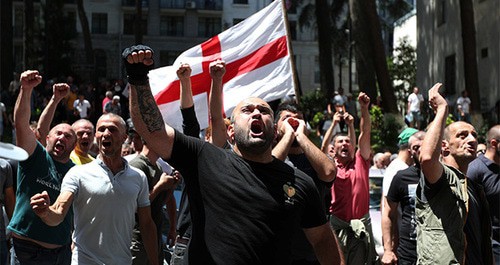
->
xmin=122 ymin=0 xmax=149 ymax=7
xmin=160 ymin=0 xmax=222 ymax=10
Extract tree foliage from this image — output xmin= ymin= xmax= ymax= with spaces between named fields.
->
xmin=387 ymin=37 xmax=416 ymax=114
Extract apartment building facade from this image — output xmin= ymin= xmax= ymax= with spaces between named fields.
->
xmin=11 ymin=0 xmax=336 ymax=95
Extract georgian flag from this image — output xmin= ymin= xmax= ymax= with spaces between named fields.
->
xmin=148 ymin=0 xmax=294 ymax=131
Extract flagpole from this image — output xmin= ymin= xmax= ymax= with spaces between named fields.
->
xmin=280 ymin=0 xmax=302 ymax=104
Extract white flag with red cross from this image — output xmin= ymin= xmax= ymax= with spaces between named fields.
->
xmin=148 ymin=0 xmax=294 ymax=132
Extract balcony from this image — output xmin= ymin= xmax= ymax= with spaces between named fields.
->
xmin=160 ymin=0 xmax=222 ymax=10
xmin=122 ymin=0 xmax=149 ymax=7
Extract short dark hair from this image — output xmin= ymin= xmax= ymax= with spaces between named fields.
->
xmin=332 ymin=132 xmax=349 ymax=143
xmin=274 ymin=102 xmax=302 ymax=123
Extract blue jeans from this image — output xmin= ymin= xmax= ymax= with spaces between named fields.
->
xmin=11 ymin=237 xmax=71 ymax=265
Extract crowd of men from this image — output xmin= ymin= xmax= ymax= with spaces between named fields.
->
xmin=0 ymin=44 xmax=498 ymax=265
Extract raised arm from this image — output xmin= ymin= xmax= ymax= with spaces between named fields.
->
xmin=357 ymin=92 xmax=371 ymax=160
xmin=37 ymin=83 xmax=70 ymax=146
xmin=208 ymin=60 xmax=227 ymax=148
xmin=294 ymin=119 xmax=336 ymax=182
xmin=178 ymin=63 xmax=193 ymax=109
xmin=14 ymin=70 xmax=42 ymax=155
xmin=272 ymin=117 xmax=296 ymax=161
xmin=420 ymin=83 xmax=445 ymax=184
xmin=177 ymin=64 xmax=201 ymax=137
xmin=124 ymin=45 xmax=175 ymax=160
xmin=30 ymin=190 xmax=74 ymax=226
xmin=320 ymin=111 xmax=345 ymax=154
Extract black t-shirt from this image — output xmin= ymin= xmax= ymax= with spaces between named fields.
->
xmin=386 ymin=166 xmax=420 ymax=263
xmin=176 ymin=106 xmax=200 ymax=239
xmin=288 ymin=153 xmax=331 ymax=262
xmin=168 ymin=131 xmax=326 ymax=265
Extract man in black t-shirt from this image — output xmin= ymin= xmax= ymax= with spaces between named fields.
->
xmin=381 ymin=131 xmax=424 ymax=265
xmin=272 ymin=102 xmax=337 ymax=264
xmin=124 ymin=45 xmax=344 ymax=265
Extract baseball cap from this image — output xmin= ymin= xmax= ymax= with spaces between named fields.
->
xmin=113 ymin=95 xmax=120 ymax=101
xmin=0 ymin=142 xmax=29 ymax=161
xmin=398 ymin=128 xmax=418 ymax=146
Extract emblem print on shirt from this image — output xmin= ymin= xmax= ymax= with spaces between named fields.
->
xmin=283 ymin=182 xmax=296 ymax=205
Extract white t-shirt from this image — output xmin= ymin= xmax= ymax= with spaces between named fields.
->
xmin=62 ymin=159 xmax=150 ymax=264
xmin=382 ymin=157 xmax=410 ymax=196
xmin=73 ymin=99 xmax=91 ymax=119
xmin=456 ymin=96 xmax=471 ymax=114
xmin=407 ymin=93 xmax=423 ymax=112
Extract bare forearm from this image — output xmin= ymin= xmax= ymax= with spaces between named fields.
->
xmin=358 ymin=106 xmax=371 ymax=158
xmin=272 ymin=132 xmax=294 ymax=161
xmin=297 ymin=134 xmax=336 ymax=182
xmin=209 ymin=78 xmax=227 ymax=147
xmin=14 ymin=89 xmax=32 ymax=132
xmin=129 ymin=83 xmax=174 ymax=160
xmin=38 ymin=97 xmax=61 ymax=140
xmin=321 ymin=121 xmax=337 ymax=153
xmin=140 ymin=220 xmax=159 ymax=265
xmin=420 ymin=106 xmax=447 ymax=183
xmin=313 ymin=232 xmax=345 ymax=265
xmin=166 ymin=194 xmax=177 ymax=230
xmin=130 ymin=84 xmax=164 ymax=134
xmin=382 ymin=211 xmax=396 ymax=251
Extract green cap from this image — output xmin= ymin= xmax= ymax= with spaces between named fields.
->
xmin=398 ymin=128 xmax=418 ymax=145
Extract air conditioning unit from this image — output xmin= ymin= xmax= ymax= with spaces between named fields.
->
xmin=185 ymin=1 xmax=196 ymax=9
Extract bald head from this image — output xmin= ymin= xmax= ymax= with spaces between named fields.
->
xmin=231 ymin=97 xmax=274 ymax=122
xmin=444 ymin=121 xmax=475 ymax=141
xmin=486 ymin=125 xmax=500 ymax=148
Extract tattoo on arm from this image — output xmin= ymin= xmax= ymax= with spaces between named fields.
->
xmin=136 ymin=85 xmax=164 ymax=133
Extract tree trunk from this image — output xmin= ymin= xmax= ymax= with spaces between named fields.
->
xmin=365 ymin=0 xmax=398 ymax=113
xmin=315 ymin=0 xmax=335 ymax=99
xmin=459 ymin=0 xmax=480 ymax=112
xmin=349 ymin=0 xmax=377 ymax=101
xmin=1 ymin=0 xmax=14 ymax=91
xmin=77 ymin=0 xmax=94 ymax=65
xmin=24 ymin=0 xmax=36 ymax=69
xmin=134 ymin=0 xmax=143 ymax=44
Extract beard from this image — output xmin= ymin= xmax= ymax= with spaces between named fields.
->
xmin=234 ymin=124 xmax=274 ymax=155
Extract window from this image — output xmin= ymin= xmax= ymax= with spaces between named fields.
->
xmin=160 ymin=50 xmax=181 ymax=66
xmin=65 ymin=11 xmax=77 ymax=34
xmin=288 ymin=21 xmax=297 ymax=40
xmin=444 ymin=54 xmax=456 ymax=95
xmin=437 ymin=0 xmax=446 ymax=26
xmin=95 ymin=49 xmax=107 ymax=79
xmin=14 ymin=7 xmax=23 ymax=37
xmin=123 ymin=14 xmax=148 ymax=35
xmin=198 ymin=17 xmax=221 ymax=38
xmin=314 ymin=56 xmax=320 ymax=84
xmin=233 ymin=0 xmax=248 ymax=4
xmin=481 ymin=47 xmax=488 ymax=58
xmin=160 ymin=16 xmax=184 ymax=36
xmin=92 ymin=13 xmax=108 ymax=34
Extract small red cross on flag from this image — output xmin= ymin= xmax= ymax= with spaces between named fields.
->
xmin=148 ymin=0 xmax=295 ymax=131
